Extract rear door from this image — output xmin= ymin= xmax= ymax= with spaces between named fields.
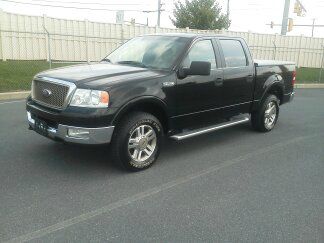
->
xmin=217 ymin=38 xmax=254 ymax=113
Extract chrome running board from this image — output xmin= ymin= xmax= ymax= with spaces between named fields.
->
xmin=170 ymin=116 xmax=250 ymax=141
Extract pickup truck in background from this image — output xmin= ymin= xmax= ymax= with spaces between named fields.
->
xmin=26 ymin=34 xmax=295 ymax=171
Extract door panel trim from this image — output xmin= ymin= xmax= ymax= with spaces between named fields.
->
xmin=170 ymin=101 xmax=252 ymax=118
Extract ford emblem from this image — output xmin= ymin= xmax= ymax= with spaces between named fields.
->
xmin=42 ymin=89 xmax=52 ymax=98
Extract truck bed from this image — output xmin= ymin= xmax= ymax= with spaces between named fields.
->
xmin=253 ymin=59 xmax=295 ymax=106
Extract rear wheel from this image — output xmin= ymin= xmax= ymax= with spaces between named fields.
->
xmin=251 ymin=94 xmax=279 ymax=132
xmin=111 ymin=112 xmax=162 ymax=171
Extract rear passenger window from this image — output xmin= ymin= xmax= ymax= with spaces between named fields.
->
xmin=220 ymin=40 xmax=247 ymax=67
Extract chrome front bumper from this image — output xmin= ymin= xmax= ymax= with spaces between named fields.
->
xmin=27 ymin=111 xmax=114 ymax=144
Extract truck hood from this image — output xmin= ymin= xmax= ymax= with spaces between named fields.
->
xmin=36 ymin=63 xmax=167 ymax=88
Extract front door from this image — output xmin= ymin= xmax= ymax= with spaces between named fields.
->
xmin=175 ymin=39 xmax=223 ymax=120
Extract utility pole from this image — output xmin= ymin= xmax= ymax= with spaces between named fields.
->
xmin=312 ymin=18 xmax=315 ymax=37
xmin=157 ymin=0 xmax=161 ymax=27
xmin=281 ymin=0 xmax=290 ymax=35
xmin=227 ymin=0 xmax=230 ymax=18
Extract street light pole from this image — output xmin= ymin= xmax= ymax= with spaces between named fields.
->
xmin=281 ymin=0 xmax=290 ymax=35
xmin=157 ymin=0 xmax=161 ymax=27
xmin=227 ymin=0 xmax=230 ymax=18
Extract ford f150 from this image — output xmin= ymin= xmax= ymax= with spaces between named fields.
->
xmin=26 ymin=34 xmax=295 ymax=171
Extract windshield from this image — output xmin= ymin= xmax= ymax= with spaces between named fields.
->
xmin=104 ymin=36 xmax=190 ymax=69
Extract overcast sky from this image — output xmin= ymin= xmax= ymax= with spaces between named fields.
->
xmin=0 ymin=0 xmax=324 ymax=37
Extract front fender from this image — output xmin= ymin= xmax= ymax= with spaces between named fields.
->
xmin=111 ymin=96 xmax=169 ymax=125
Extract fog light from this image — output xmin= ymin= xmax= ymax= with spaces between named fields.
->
xmin=68 ymin=128 xmax=90 ymax=139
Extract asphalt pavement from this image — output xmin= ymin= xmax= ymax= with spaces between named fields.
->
xmin=0 ymin=89 xmax=323 ymax=242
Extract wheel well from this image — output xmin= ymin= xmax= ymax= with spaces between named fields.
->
xmin=267 ymin=85 xmax=283 ymax=105
xmin=113 ymin=101 xmax=169 ymax=134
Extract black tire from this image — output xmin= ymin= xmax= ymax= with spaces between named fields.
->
xmin=251 ymin=94 xmax=280 ymax=132
xmin=111 ymin=112 xmax=163 ymax=171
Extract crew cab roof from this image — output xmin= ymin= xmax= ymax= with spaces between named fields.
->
xmin=145 ymin=32 xmax=244 ymax=41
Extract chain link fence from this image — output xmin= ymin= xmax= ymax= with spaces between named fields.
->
xmin=0 ymin=28 xmax=123 ymax=92
xmin=1 ymin=29 xmax=324 ymax=92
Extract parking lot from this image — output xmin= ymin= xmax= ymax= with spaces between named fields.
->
xmin=0 ymin=89 xmax=323 ymax=242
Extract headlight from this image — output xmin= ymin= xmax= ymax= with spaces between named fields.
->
xmin=70 ymin=89 xmax=109 ymax=108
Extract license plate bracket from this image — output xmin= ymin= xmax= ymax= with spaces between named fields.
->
xmin=34 ymin=118 xmax=48 ymax=136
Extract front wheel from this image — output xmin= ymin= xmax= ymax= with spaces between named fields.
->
xmin=111 ymin=112 xmax=163 ymax=171
xmin=251 ymin=94 xmax=279 ymax=132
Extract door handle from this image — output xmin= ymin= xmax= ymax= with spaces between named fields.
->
xmin=246 ymin=75 xmax=254 ymax=83
xmin=214 ymin=77 xmax=223 ymax=86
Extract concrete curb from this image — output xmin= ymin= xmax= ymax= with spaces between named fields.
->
xmin=0 ymin=84 xmax=323 ymax=101
xmin=295 ymin=83 xmax=324 ymax=88
xmin=0 ymin=91 xmax=30 ymax=101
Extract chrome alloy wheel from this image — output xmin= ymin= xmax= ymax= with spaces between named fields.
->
xmin=128 ymin=125 xmax=157 ymax=163
xmin=264 ymin=101 xmax=277 ymax=130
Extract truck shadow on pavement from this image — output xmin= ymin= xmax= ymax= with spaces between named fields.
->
xmin=35 ymin=123 xmax=254 ymax=174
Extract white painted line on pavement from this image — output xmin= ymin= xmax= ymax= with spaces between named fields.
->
xmin=4 ymin=133 xmax=321 ymax=243
xmin=0 ymin=100 xmax=25 ymax=105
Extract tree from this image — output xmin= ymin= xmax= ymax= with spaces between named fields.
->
xmin=171 ymin=0 xmax=230 ymax=30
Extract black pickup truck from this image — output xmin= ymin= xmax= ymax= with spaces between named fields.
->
xmin=26 ymin=34 xmax=295 ymax=171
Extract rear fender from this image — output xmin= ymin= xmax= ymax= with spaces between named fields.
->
xmin=253 ymin=74 xmax=284 ymax=111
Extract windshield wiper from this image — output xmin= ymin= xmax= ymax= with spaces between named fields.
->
xmin=117 ymin=61 xmax=147 ymax=68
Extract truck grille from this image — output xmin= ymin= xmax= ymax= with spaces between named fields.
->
xmin=32 ymin=79 xmax=71 ymax=109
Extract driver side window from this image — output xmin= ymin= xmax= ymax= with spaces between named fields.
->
xmin=182 ymin=40 xmax=216 ymax=69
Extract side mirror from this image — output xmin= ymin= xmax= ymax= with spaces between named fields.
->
xmin=178 ymin=61 xmax=211 ymax=79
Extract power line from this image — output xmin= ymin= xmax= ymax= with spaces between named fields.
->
xmin=30 ymin=0 xmax=142 ymax=6
xmin=231 ymin=8 xmax=273 ymax=11
xmin=0 ymin=0 xmax=153 ymax=12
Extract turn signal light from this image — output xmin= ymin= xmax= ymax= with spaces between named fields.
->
xmin=100 ymin=91 xmax=109 ymax=104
